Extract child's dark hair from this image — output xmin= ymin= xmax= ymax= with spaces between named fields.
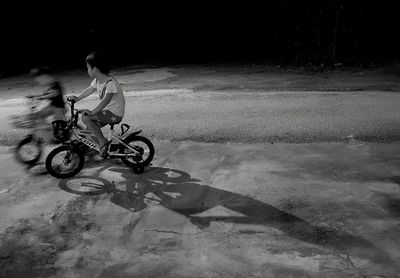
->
xmin=86 ymin=51 xmax=110 ymax=74
xmin=30 ymin=66 xmax=54 ymax=77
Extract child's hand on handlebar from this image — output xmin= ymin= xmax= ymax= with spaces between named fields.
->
xmin=68 ymin=95 xmax=79 ymax=102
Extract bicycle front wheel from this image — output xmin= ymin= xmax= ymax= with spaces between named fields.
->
xmin=15 ymin=135 xmax=42 ymax=165
xmin=45 ymin=145 xmax=85 ymax=179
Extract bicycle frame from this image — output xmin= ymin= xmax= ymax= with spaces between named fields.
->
xmin=71 ymin=128 xmax=140 ymax=157
xmin=67 ymin=99 xmax=140 ymax=157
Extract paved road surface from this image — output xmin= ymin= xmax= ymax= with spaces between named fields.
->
xmin=1 ymin=66 xmax=400 ymax=144
xmin=1 ymin=89 xmax=400 ymax=145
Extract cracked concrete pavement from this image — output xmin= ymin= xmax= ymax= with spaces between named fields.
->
xmin=1 ymin=141 xmax=400 ymax=277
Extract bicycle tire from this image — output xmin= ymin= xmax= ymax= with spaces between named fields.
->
xmin=15 ymin=135 xmax=42 ymax=165
xmin=45 ymin=145 xmax=85 ymax=179
xmin=120 ymin=135 xmax=155 ymax=168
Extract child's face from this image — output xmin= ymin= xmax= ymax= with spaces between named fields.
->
xmin=87 ymin=63 xmax=95 ymax=78
xmin=33 ymin=75 xmax=50 ymax=86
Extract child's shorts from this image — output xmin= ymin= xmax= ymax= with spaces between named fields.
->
xmin=94 ymin=110 xmax=123 ymax=127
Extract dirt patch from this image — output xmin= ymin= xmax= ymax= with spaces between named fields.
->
xmin=0 ymin=196 xmax=97 ymax=277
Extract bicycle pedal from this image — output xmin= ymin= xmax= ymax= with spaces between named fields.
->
xmin=101 ymin=153 xmax=109 ymax=160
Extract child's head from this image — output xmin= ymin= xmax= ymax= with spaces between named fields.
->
xmin=30 ymin=66 xmax=55 ymax=86
xmin=86 ymin=51 xmax=110 ymax=78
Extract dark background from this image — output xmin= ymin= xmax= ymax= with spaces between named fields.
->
xmin=1 ymin=0 xmax=399 ymax=75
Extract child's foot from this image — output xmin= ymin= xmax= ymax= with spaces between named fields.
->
xmin=99 ymin=141 xmax=111 ymax=158
xmin=92 ymin=154 xmax=103 ymax=162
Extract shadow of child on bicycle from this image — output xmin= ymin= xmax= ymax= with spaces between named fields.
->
xmin=57 ymin=164 xmax=394 ymax=266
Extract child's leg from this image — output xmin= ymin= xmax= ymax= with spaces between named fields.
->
xmin=82 ymin=111 xmax=122 ymax=156
xmin=81 ymin=115 xmax=107 ymax=146
xmin=32 ymin=105 xmax=57 ymax=130
xmin=32 ymin=105 xmax=54 ymax=120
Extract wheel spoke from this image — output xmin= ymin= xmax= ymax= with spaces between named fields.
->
xmin=53 ymin=163 xmax=63 ymax=172
xmin=120 ymin=136 xmax=154 ymax=169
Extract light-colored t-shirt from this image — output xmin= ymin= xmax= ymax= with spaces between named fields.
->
xmin=90 ymin=76 xmax=125 ymax=117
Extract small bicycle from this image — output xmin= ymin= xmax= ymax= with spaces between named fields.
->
xmin=45 ymin=98 xmax=155 ymax=179
xmin=12 ymin=95 xmax=57 ymax=165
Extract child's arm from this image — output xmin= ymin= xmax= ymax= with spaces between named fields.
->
xmin=36 ymin=89 xmax=59 ymax=100
xmin=70 ymin=86 xmax=96 ymax=102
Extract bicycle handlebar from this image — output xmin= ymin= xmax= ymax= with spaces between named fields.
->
xmin=66 ymin=97 xmax=88 ymax=118
xmin=66 ymin=97 xmax=76 ymax=103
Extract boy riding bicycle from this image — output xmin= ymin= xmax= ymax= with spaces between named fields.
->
xmin=69 ymin=51 xmax=126 ymax=157
xmin=30 ymin=66 xmax=65 ymax=122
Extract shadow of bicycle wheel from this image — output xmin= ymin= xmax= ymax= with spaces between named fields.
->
xmin=59 ymin=175 xmax=115 ymax=196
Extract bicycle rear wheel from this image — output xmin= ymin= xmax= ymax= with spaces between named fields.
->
xmin=120 ymin=135 xmax=155 ymax=168
xmin=45 ymin=145 xmax=85 ymax=179
xmin=15 ymin=135 xmax=42 ymax=165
